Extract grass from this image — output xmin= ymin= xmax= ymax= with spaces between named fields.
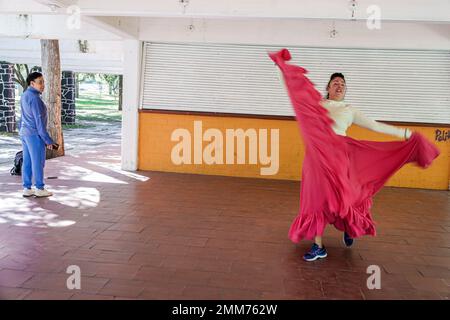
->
xmin=0 ymin=132 xmax=18 ymax=137
xmin=11 ymin=91 xmax=121 ymax=131
xmin=62 ymin=124 xmax=95 ymax=129
xmin=75 ymin=93 xmax=122 ymax=123
xmin=76 ymin=98 xmax=117 ymax=106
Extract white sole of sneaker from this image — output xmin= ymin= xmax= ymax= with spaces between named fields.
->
xmin=22 ymin=194 xmax=34 ymax=198
xmin=34 ymin=194 xmax=52 ymax=198
xmin=303 ymin=253 xmax=327 ymax=262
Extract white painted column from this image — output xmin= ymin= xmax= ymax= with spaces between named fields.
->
xmin=121 ymin=39 xmax=142 ymax=171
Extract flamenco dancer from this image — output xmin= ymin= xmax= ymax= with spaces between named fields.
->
xmin=269 ymin=49 xmax=440 ymax=262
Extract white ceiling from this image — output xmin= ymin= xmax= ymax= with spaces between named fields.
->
xmin=17 ymin=0 xmax=450 ymax=22
xmin=0 ymin=0 xmax=449 ymax=46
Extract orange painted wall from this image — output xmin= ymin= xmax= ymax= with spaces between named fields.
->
xmin=138 ymin=112 xmax=449 ymax=190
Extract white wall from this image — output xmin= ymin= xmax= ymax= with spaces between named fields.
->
xmin=0 ymin=38 xmax=123 ymax=74
xmin=0 ymin=14 xmax=121 ymax=40
xmin=138 ymin=18 xmax=450 ymax=51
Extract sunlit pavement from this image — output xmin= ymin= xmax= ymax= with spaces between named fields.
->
xmin=0 ymin=143 xmax=449 ymax=300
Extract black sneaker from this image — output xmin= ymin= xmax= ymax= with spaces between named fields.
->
xmin=343 ymin=232 xmax=354 ymax=247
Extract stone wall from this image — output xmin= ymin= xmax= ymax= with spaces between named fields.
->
xmin=0 ymin=63 xmax=15 ymax=132
xmin=61 ymin=70 xmax=76 ymax=125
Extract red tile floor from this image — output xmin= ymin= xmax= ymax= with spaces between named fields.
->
xmin=0 ymin=145 xmax=448 ymax=300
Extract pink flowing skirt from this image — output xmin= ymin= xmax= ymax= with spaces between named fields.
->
xmin=269 ymin=49 xmax=441 ymax=242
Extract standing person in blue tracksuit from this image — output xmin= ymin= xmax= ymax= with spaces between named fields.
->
xmin=19 ymin=72 xmax=57 ymax=198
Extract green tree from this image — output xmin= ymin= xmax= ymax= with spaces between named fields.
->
xmin=98 ymin=74 xmax=122 ymax=110
xmin=75 ymin=72 xmax=96 ymax=98
xmin=13 ymin=64 xmax=41 ymax=91
xmin=99 ymin=74 xmax=119 ymax=96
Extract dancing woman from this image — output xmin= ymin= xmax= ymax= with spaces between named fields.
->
xmin=269 ymin=49 xmax=440 ymax=262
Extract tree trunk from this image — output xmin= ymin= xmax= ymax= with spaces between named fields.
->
xmin=118 ymin=74 xmax=123 ymax=111
xmin=40 ymin=39 xmax=64 ymax=158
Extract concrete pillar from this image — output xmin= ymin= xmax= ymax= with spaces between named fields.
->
xmin=121 ymin=40 xmax=141 ymax=171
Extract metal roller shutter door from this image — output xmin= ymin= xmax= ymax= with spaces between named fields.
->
xmin=141 ymin=42 xmax=450 ymax=124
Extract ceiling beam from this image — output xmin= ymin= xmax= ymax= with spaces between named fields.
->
xmin=55 ymin=0 xmax=450 ymax=23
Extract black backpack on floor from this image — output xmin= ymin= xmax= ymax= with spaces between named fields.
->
xmin=10 ymin=151 xmax=23 ymax=176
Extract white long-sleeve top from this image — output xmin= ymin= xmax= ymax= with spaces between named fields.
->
xmin=321 ymin=99 xmax=411 ymax=139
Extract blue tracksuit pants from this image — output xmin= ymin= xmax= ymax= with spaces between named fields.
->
xmin=21 ymin=135 xmax=46 ymax=189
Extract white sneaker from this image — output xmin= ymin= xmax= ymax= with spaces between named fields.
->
xmin=23 ymin=188 xmax=35 ymax=198
xmin=34 ymin=188 xmax=53 ymax=198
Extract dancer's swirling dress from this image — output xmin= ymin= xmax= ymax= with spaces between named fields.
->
xmin=269 ymin=49 xmax=440 ymax=242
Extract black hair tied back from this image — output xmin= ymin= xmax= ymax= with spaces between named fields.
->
xmin=326 ymin=73 xmax=346 ymax=99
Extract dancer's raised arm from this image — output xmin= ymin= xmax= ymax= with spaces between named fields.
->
xmin=351 ymin=106 xmax=412 ymax=140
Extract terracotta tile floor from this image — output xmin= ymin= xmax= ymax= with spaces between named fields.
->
xmin=0 ymin=145 xmax=449 ymax=300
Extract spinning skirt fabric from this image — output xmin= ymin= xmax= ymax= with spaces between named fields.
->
xmin=269 ymin=49 xmax=441 ymax=242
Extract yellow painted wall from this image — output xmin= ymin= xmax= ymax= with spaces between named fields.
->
xmin=138 ymin=112 xmax=450 ymax=190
